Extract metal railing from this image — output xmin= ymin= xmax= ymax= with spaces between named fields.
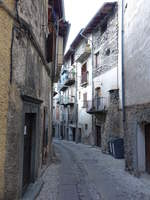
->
xmin=86 ymin=97 xmax=106 ymax=112
xmin=68 ymin=112 xmax=76 ymax=123
xmin=76 ymin=44 xmax=91 ymax=63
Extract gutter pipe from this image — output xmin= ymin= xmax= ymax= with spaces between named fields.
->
xmin=121 ymin=0 xmax=126 ymax=123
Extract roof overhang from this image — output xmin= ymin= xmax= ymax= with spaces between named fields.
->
xmin=83 ymin=2 xmax=117 ymax=35
xmin=59 ymin=20 xmax=71 ymax=52
xmin=65 ymin=2 xmax=117 ymax=54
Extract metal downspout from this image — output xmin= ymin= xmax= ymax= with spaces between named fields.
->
xmin=121 ymin=0 xmax=125 ymax=124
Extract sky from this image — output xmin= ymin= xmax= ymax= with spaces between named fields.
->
xmin=64 ymin=0 xmax=104 ymax=52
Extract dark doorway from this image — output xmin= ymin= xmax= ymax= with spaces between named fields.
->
xmin=42 ymin=107 xmax=48 ymax=165
xmin=23 ymin=113 xmax=36 ymax=192
xmin=61 ymin=125 xmax=63 ymax=139
xmin=96 ymin=126 xmax=101 ymax=147
xmin=73 ymin=128 xmax=76 ymax=142
xmin=78 ymin=128 xmax=81 ymax=143
xmin=145 ymin=124 xmax=150 ymax=174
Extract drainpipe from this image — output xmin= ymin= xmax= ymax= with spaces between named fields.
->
xmin=121 ymin=0 xmax=125 ymax=124
xmin=75 ymin=63 xmax=78 ymax=143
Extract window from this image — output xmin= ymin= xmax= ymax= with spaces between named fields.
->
xmin=83 ymin=93 xmax=87 ymax=108
xmin=79 ymin=92 xmax=81 ymax=99
xmin=85 ymin=124 xmax=88 ymax=130
xmin=46 ymin=33 xmax=53 ymax=63
xmin=95 ymin=87 xmax=101 ymax=97
xmin=95 ymin=52 xmax=100 ymax=68
xmin=106 ymin=48 xmax=110 ymax=56
xmin=101 ymin=21 xmax=107 ymax=35
xmin=81 ymin=63 xmax=88 ymax=84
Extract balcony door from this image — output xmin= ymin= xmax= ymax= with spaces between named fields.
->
xmin=95 ymin=87 xmax=101 ymax=109
xmin=81 ymin=63 xmax=87 ymax=84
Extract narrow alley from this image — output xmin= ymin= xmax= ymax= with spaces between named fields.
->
xmin=1 ymin=0 xmax=150 ymax=199
xmin=37 ymin=140 xmax=150 ymax=200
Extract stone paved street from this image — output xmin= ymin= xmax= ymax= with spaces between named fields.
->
xmin=37 ymin=139 xmax=150 ymax=200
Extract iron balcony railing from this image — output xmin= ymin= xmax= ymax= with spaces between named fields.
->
xmin=86 ymin=97 xmax=107 ymax=113
xmin=76 ymin=44 xmax=91 ymax=63
xmin=58 ymin=69 xmax=76 ymax=91
xmin=65 ymin=70 xmax=75 ymax=86
xmin=68 ymin=112 xmax=77 ymax=123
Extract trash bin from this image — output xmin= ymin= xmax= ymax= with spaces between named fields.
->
xmin=112 ymin=138 xmax=124 ymax=159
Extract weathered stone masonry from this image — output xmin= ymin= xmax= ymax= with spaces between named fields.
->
xmin=0 ymin=1 xmax=52 ymax=199
xmin=125 ymin=105 xmax=150 ymax=174
xmin=0 ymin=1 xmax=14 ymax=199
xmin=93 ymin=4 xmax=118 ymax=77
xmin=92 ymin=4 xmax=123 ymax=152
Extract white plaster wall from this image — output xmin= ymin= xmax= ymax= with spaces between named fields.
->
xmin=124 ymin=0 xmax=150 ymax=106
xmin=94 ymin=67 xmax=118 ymax=108
xmin=76 ymin=50 xmax=93 ymax=136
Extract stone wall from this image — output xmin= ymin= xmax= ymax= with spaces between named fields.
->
xmin=0 ymin=1 xmax=14 ymax=199
xmin=0 ymin=0 xmax=52 ymax=199
xmin=102 ymin=89 xmax=123 ymax=152
xmin=125 ymin=104 xmax=150 ymax=175
xmin=93 ymin=5 xmax=118 ymax=77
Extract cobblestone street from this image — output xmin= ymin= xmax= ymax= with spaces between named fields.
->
xmin=37 ymin=139 xmax=150 ymax=200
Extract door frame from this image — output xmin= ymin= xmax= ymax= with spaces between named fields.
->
xmin=20 ymin=95 xmax=43 ymax=195
xmin=145 ymin=124 xmax=150 ymax=174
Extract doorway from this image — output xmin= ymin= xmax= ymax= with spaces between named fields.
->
xmin=145 ymin=124 xmax=150 ymax=174
xmin=72 ymin=128 xmax=76 ymax=142
xmin=96 ymin=126 xmax=101 ymax=147
xmin=78 ymin=128 xmax=81 ymax=143
xmin=23 ymin=113 xmax=36 ymax=192
xmin=61 ymin=125 xmax=63 ymax=139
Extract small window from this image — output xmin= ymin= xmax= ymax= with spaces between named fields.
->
xmin=106 ymin=48 xmax=110 ymax=56
xmin=85 ymin=124 xmax=88 ymax=130
xmin=95 ymin=87 xmax=101 ymax=97
xmin=79 ymin=92 xmax=81 ymax=99
xmin=95 ymin=52 xmax=100 ymax=68
xmin=81 ymin=63 xmax=88 ymax=84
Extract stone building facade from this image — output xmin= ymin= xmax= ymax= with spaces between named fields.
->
xmin=54 ymin=2 xmax=123 ymax=148
xmin=90 ymin=2 xmax=123 ymax=152
xmin=123 ymin=0 xmax=150 ymax=175
xmin=0 ymin=0 xmax=69 ymax=199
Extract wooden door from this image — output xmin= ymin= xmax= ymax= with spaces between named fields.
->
xmin=73 ymin=128 xmax=76 ymax=142
xmin=23 ymin=114 xmax=35 ymax=191
xmin=145 ymin=124 xmax=150 ymax=174
xmin=96 ymin=126 xmax=101 ymax=147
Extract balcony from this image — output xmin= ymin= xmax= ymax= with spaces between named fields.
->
xmin=81 ymin=72 xmax=88 ymax=86
xmin=76 ymin=44 xmax=91 ymax=63
xmin=65 ymin=69 xmax=75 ymax=86
xmin=86 ymin=97 xmax=107 ymax=114
xmin=66 ymin=96 xmax=75 ymax=106
xmin=56 ymin=97 xmax=60 ymax=104
xmin=60 ymin=96 xmax=66 ymax=105
xmin=68 ymin=112 xmax=77 ymax=124
xmin=59 ymin=84 xmax=68 ymax=91
xmin=59 ymin=74 xmax=68 ymax=91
